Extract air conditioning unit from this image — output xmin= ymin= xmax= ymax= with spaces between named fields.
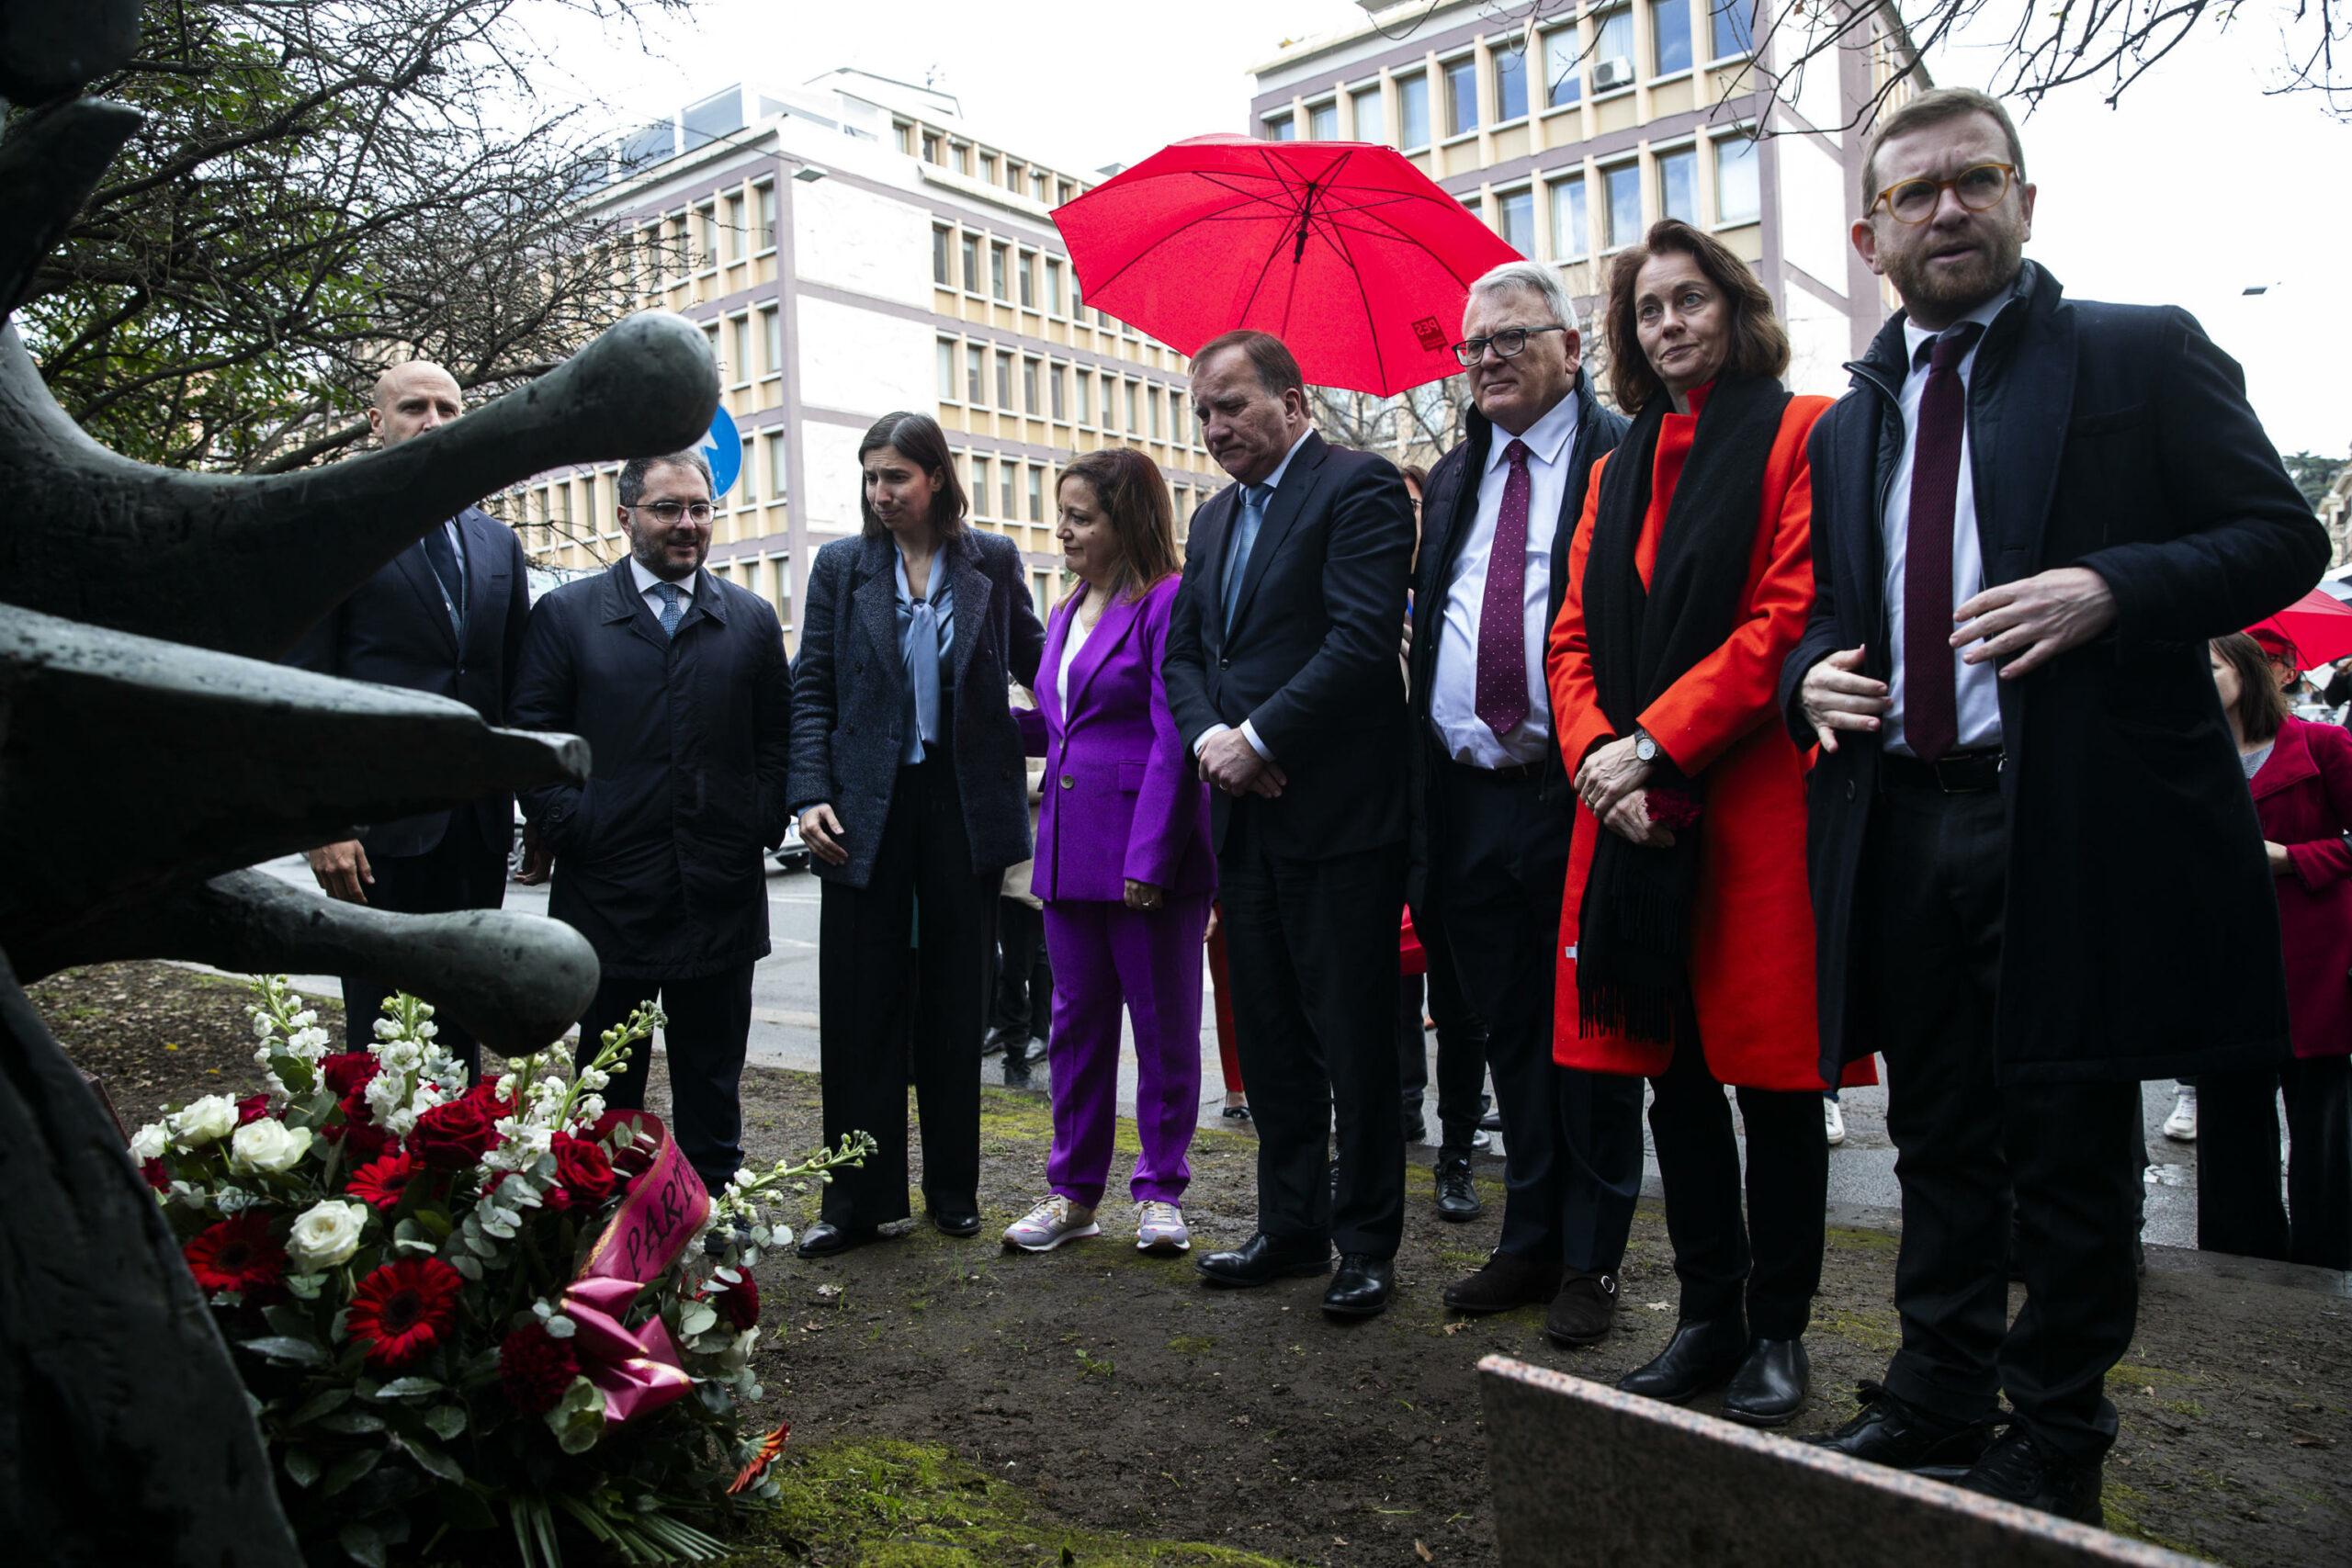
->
xmin=1594 ymin=58 xmax=1634 ymax=91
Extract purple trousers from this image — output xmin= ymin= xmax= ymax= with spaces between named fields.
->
xmin=1041 ymin=892 xmax=1210 ymax=1207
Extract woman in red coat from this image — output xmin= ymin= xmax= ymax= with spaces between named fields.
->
xmin=1545 ymin=219 xmax=1856 ymax=1426
xmin=2203 ymin=634 xmax=2352 ymax=1268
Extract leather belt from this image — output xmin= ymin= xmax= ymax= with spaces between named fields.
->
xmin=1881 ymin=749 xmax=2004 ymax=795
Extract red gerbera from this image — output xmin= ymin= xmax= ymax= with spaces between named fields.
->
xmin=498 ymin=1322 xmax=581 ymax=1415
xmin=345 ymin=1257 xmax=465 ymax=1370
xmin=183 ymin=1213 xmax=287 ymax=1295
xmin=345 ymin=1150 xmax=420 ymax=1213
xmin=728 ymin=1424 xmax=789 ymax=1495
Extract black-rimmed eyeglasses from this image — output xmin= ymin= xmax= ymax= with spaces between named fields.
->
xmin=1451 ymin=324 xmax=1568 ymax=367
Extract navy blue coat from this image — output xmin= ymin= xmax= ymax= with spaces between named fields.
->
xmin=511 ymin=559 xmax=792 ymax=981
xmin=1780 ymin=263 xmax=2328 ymax=1085
xmin=288 ymin=505 xmax=528 ymax=858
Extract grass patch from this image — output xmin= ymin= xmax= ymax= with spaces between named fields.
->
xmin=1825 ymin=1224 xmax=1900 ymax=1254
xmin=1165 ymin=1335 xmax=1216 ymax=1356
xmin=1818 ymin=1308 xmax=1902 ymax=1356
xmin=2099 ymin=1479 xmax=2199 ymax=1555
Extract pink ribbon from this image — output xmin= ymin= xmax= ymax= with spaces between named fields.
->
xmin=560 ymin=1112 xmax=710 ymax=1425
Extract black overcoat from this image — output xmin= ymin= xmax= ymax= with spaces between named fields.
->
xmin=1779 ymin=263 xmax=2328 ymax=1085
xmin=511 ymin=559 xmax=793 ymax=981
xmin=785 ymin=528 xmax=1046 ymax=890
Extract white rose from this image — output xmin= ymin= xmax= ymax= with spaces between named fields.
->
xmin=286 ymin=1198 xmax=368 ymax=1270
xmin=129 ymin=1122 xmax=170 ymax=1162
xmin=171 ymin=1094 xmax=238 ymax=1147
xmin=230 ymin=1117 xmax=313 ymax=1174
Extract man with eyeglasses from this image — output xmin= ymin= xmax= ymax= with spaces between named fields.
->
xmin=1405 ymin=261 xmax=1633 ymax=1345
xmin=510 ymin=449 xmax=792 ymax=1200
xmin=289 ymin=361 xmax=530 ymax=1079
xmin=1781 ymin=86 xmax=2322 ymax=1519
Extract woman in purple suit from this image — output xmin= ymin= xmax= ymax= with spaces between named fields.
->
xmin=1003 ymin=448 xmax=1216 ymax=1255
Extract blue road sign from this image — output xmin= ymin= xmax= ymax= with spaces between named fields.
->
xmin=701 ymin=405 xmax=741 ymax=497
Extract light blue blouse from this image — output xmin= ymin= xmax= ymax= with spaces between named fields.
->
xmin=894 ymin=549 xmax=954 ymax=764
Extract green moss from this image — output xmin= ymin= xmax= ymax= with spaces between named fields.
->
xmin=2108 ymin=1360 xmax=2196 ymax=1389
xmin=719 ymin=1437 xmax=1299 ymax=1565
xmin=1825 ymin=1225 xmax=1900 ymax=1254
xmin=1165 ymin=1335 xmax=1216 ymax=1355
xmin=1818 ymin=1308 xmax=1901 ymax=1356
xmin=2098 ymin=1480 xmax=2199 ymax=1555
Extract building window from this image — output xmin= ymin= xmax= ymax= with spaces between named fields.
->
xmin=695 ymin=206 xmax=717 ymax=269
xmin=1018 ymin=252 xmax=1035 ymax=308
xmin=1714 ymin=131 xmax=1760 ymax=223
xmin=1033 ymin=170 xmax=1048 ymax=202
xmin=969 ymin=456 xmax=989 ymax=514
xmin=762 ymin=306 xmax=782 ymax=374
xmin=1004 ymin=159 xmax=1023 ymax=193
xmin=1497 ymin=186 xmax=1535 ymax=255
xmin=1350 ymin=83 xmax=1385 ymax=142
xmin=1149 ymin=385 xmax=1164 ymax=439
xmin=1001 ymin=466 xmax=1016 ymax=520
xmin=896 ymin=121 xmax=912 ymax=154
xmin=757 ymin=183 xmax=778 ymax=251
xmin=959 ymin=233 xmax=979 ymax=292
xmin=769 ymin=435 xmax=788 ymax=498
xmin=1058 ymin=180 xmax=1075 ymax=204
xmin=1549 ymin=173 xmax=1589 ymax=259
xmin=966 ymin=341 xmax=983 ymax=404
xmin=953 ymin=142 xmax=972 ymax=175
xmin=1544 ymin=27 xmax=1584 ymax=107
xmin=725 ymin=193 xmax=746 ymax=261
xmin=1049 ymin=364 xmax=1067 ymax=421
xmin=922 ymin=131 xmax=942 ymax=164
xmin=729 ymin=315 xmax=751 ymax=384
xmin=1076 ymin=369 xmax=1092 ymax=425
xmin=1045 ymin=257 xmax=1064 ymax=315
xmin=1265 ymin=112 xmax=1295 ymax=141
xmin=979 ymin=151 xmax=998 ymax=183
xmin=1653 ymin=0 xmax=1694 ymax=75
xmin=1711 ymin=0 xmax=1754 ymax=59
xmin=1659 ymin=146 xmax=1698 ymax=222
xmin=996 ymin=351 xmax=1013 ymax=410
xmin=1602 ymin=160 xmax=1643 ymax=247
xmin=1027 ymin=465 xmax=1044 ymax=522
xmin=1494 ymin=40 xmax=1529 ymax=122
xmin=740 ymin=438 xmax=757 ymax=504
xmin=1396 ymin=71 xmax=1431 ymax=149
xmin=1443 ymin=55 xmax=1478 ymax=137
xmin=937 ymin=339 xmax=956 ymax=400
xmin=989 ymin=243 xmax=1008 ymax=300
xmin=1023 ymin=356 xmax=1040 ymax=413
xmin=1307 ymin=99 xmax=1339 ymax=141
xmin=1594 ymin=9 xmax=1635 ymax=92
xmin=933 ymin=226 xmax=951 ymax=285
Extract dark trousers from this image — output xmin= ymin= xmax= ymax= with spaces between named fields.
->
xmin=816 ymin=758 xmax=999 ymax=1229
xmin=2198 ymin=1054 xmax=2352 ymax=1269
xmin=575 ymin=962 xmax=753 ymax=1197
xmin=1398 ymin=901 xmax=1487 ymax=1149
xmin=337 ymin=809 xmax=507 ymax=1080
xmin=1861 ymin=783 xmax=2143 ymax=1461
xmin=1430 ymin=761 xmax=1644 ymax=1273
xmin=1218 ymin=798 xmax=1405 ymax=1257
xmin=1646 ymin=1010 xmax=1827 ymax=1339
xmin=990 ymin=897 xmax=1052 ymax=1042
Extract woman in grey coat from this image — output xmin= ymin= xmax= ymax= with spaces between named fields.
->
xmin=788 ymin=412 xmax=1047 ymax=1254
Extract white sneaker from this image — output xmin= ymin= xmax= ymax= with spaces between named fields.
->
xmin=1135 ymin=1200 xmax=1191 ymax=1254
xmin=1001 ymin=1195 xmax=1098 ymax=1252
xmin=2163 ymin=1087 xmax=2198 ymax=1143
xmin=1824 ymin=1098 xmax=1847 ymax=1147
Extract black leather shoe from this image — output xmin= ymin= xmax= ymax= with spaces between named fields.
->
xmin=1323 ymin=1253 xmax=1394 ymax=1317
xmin=1959 ymin=1426 xmax=2105 ymax=1525
xmin=1617 ymin=1316 xmax=1748 ymax=1404
xmin=1544 ymin=1270 xmax=1619 ymax=1347
xmin=1002 ymin=1055 xmax=1035 ymax=1089
xmin=1722 ymin=1337 xmax=1810 ymax=1427
xmin=1444 ymin=1250 xmax=1561 ymax=1314
xmin=1804 ymin=1382 xmax=1998 ymax=1477
xmin=1433 ymin=1153 xmax=1482 ymax=1221
xmin=795 ymin=1220 xmax=877 ymax=1258
xmin=927 ymin=1207 xmax=981 ymax=1237
xmin=981 ymin=1026 xmax=1020 ymax=1058
xmin=1196 ymin=1232 xmax=1331 ymax=1288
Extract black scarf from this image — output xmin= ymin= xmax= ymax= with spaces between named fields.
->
xmin=1575 ymin=373 xmax=1791 ymax=1046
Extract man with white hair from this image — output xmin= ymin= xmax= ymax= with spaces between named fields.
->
xmin=1406 ymin=262 xmax=1634 ymax=1343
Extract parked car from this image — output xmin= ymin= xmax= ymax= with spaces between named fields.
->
xmin=771 ymin=818 xmax=809 ymax=874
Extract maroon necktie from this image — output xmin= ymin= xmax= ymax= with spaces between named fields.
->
xmin=1902 ymin=323 xmax=1983 ymax=762
xmin=1475 ymin=438 xmax=1533 ymax=737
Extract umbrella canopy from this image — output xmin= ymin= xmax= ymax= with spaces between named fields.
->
xmin=2249 ymin=588 xmax=2352 ymax=669
xmin=1052 ymin=133 xmax=1521 ymax=398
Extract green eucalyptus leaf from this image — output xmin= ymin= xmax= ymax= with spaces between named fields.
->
xmin=319 ymin=1408 xmax=387 ymax=1435
xmin=423 ymin=1404 xmax=467 ymax=1441
xmin=393 ymin=1434 xmax=465 ymax=1484
xmin=371 ymin=1377 xmax=442 ymax=1400
xmin=337 ymin=1520 xmax=386 ymax=1568
xmin=241 ymin=1336 xmax=328 ymax=1366
xmin=282 ymin=1446 xmax=322 ymax=1488
xmin=288 ymin=1385 xmax=354 ymax=1426
xmin=320 ymin=1448 xmax=382 ymax=1496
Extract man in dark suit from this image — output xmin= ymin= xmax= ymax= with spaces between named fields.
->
xmin=1407 ymin=262 xmax=1633 ymax=1344
xmin=292 ymin=361 xmax=530 ymax=1077
xmin=1781 ymin=88 xmax=2325 ymax=1521
xmin=1164 ymin=330 xmax=1416 ymax=1317
xmin=510 ymin=450 xmax=792 ymax=1197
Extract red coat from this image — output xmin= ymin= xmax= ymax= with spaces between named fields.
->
xmin=1545 ymin=389 xmax=1867 ymax=1091
xmin=2249 ymin=715 xmax=2352 ymax=1059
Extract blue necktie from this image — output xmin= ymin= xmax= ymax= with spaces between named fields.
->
xmin=421 ymin=521 xmax=465 ymax=637
xmin=653 ymin=581 xmax=684 ymax=639
xmin=1220 ymin=484 xmax=1272 ymax=631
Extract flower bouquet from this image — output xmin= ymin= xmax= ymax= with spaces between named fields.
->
xmin=135 ymin=976 xmax=874 ymax=1568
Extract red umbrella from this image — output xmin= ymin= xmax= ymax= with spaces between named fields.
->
xmin=2249 ymin=589 xmax=2352 ymax=669
xmin=1052 ymin=133 xmax=1521 ymax=398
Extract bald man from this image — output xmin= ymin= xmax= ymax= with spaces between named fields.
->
xmin=289 ymin=362 xmax=532 ymax=1076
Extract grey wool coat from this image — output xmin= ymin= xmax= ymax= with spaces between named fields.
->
xmin=786 ymin=528 xmax=1046 ymax=889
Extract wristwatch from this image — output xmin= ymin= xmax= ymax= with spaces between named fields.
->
xmin=1632 ymin=728 xmax=1659 ymax=764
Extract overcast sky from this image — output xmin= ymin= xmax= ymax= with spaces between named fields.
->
xmin=541 ymin=0 xmax=2349 ymax=456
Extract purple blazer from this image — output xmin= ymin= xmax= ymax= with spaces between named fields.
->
xmin=1016 ymin=575 xmax=1216 ymax=904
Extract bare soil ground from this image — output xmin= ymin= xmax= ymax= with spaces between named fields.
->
xmin=32 ymin=962 xmax=2352 ymax=1567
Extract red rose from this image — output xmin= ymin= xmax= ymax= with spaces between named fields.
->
xmin=345 ymin=1150 xmax=419 ymax=1213
xmin=461 ymin=1080 xmax=514 ymax=1118
xmin=319 ymin=1052 xmax=379 ymax=1099
xmin=234 ymin=1093 xmax=272 ymax=1125
xmin=141 ymin=1157 xmax=171 ymax=1192
xmin=706 ymin=1271 xmax=760 ymax=1332
xmin=345 ymin=1257 xmax=465 ymax=1369
xmin=588 ymin=1110 xmax=658 ymax=1178
xmin=498 ymin=1322 xmax=580 ymax=1415
xmin=408 ymin=1098 xmax=501 ymax=1169
xmin=551 ymin=1133 xmax=616 ymax=1204
xmin=183 ymin=1213 xmax=286 ymax=1295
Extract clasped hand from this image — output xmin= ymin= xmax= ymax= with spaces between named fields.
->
xmin=1575 ymin=736 xmax=1673 ymax=848
xmin=1197 ymin=727 xmax=1285 ymax=798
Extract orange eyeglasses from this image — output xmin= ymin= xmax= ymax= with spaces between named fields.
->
xmin=1871 ymin=163 xmax=2018 ymax=224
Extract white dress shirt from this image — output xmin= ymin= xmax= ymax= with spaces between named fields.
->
xmin=1881 ymin=288 xmax=2013 ymax=757
xmin=628 ymin=556 xmax=697 ymax=618
xmin=1195 ymin=425 xmax=1315 ymax=762
xmin=1430 ymin=393 xmax=1580 ymax=767
xmin=1057 ymin=593 xmax=1094 ymax=710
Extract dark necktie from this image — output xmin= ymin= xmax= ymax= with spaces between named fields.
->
xmin=1902 ymin=322 xmax=1983 ymax=762
xmin=420 ymin=521 xmax=466 ymax=638
xmin=1220 ymin=483 xmax=1272 ymax=631
xmin=1475 ymin=438 xmax=1533 ymax=737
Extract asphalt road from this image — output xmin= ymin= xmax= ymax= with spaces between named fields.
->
xmin=249 ymin=853 xmax=2203 ymax=1246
